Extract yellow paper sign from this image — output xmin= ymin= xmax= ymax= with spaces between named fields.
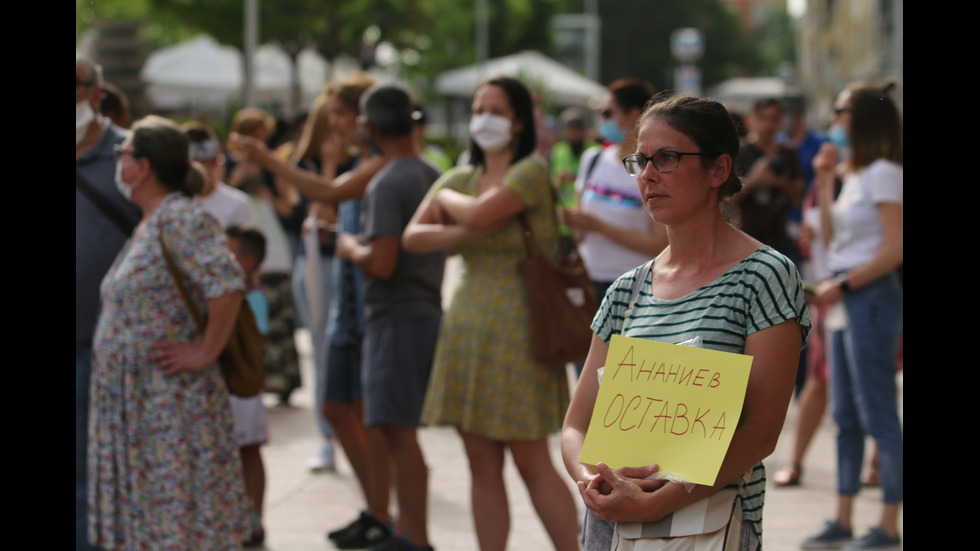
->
xmin=578 ymin=335 xmax=753 ymax=486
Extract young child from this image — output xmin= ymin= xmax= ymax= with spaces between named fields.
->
xmin=225 ymin=226 xmax=271 ymax=548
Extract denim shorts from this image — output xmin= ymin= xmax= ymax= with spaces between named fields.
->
xmin=322 ymin=340 xmax=363 ymax=404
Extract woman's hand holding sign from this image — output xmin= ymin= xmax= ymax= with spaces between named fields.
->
xmin=578 ymin=462 xmax=665 ymax=523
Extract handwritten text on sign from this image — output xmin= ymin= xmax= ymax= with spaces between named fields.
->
xmin=578 ymin=335 xmax=753 ymax=486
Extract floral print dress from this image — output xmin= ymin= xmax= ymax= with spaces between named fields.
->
xmin=88 ymin=193 xmax=250 ymax=550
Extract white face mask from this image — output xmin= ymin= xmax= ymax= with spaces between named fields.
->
xmin=469 ymin=113 xmax=513 ymax=152
xmin=76 ymin=100 xmax=95 ymax=145
xmin=114 ymin=159 xmax=140 ymax=202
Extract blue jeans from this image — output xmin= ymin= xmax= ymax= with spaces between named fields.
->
xmin=829 ymin=271 xmax=903 ymax=503
xmin=293 ymin=253 xmax=337 ymax=438
xmin=76 ymin=345 xmax=102 ymax=550
xmin=581 ymin=508 xmax=614 ymax=551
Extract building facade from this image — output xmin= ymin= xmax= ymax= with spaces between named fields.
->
xmin=795 ymin=0 xmax=903 ymax=126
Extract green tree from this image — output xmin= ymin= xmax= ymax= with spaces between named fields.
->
xmin=77 ymin=0 xmax=198 ymax=51
xmin=752 ymin=7 xmax=797 ymax=78
xmin=397 ymin=0 xmax=563 ymax=87
xmin=78 ymin=0 xmax=764 ymax=115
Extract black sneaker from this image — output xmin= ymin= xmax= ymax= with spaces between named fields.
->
xmin=242 ymin=527 xmax=265 ymax=548
xmin=844 ymin=527 xmax=900 ymax=550
xmin=802 ymin=519 xmax=854 ymax=550
xmin=331 ymin=511 xmax=391 ymax=550
xmin=328 ymin=511 xmax=372 ymax=541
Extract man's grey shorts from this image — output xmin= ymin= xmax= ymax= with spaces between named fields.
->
xmin=361 ymin=315 xmax=440 ymax=427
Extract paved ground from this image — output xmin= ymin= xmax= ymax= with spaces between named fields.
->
xmin=256 ymin=257 xmax=902 ymax=550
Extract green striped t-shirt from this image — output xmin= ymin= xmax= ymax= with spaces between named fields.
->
xmin=591 ymin=245 xmax=811 ymax=541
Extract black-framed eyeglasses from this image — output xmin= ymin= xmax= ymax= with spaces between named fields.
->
xmin=622 ymin=151 xmax=705 ymax=175
xmin=112 ymin=144 xmax=138 ymax=161
xmin=76 ymin=77 xmax=93 ymax=89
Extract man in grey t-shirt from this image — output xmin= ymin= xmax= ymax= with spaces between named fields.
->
xmin=336 ymin=83 xmax=444 ymax=551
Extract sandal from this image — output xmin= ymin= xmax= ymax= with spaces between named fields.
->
xmin=772 ymin=463 xmax=802 ymax=487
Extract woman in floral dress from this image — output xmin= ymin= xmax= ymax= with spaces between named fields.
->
xmin=88 ymin=115 xmax=250 ymax=550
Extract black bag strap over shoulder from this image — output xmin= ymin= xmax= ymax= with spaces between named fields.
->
xmin=76 ymin=169 xmax=136 ymax=237
xmin=583 ymin=145 xmax=603 ymax=184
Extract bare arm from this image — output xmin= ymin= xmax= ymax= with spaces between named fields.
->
xmin=561 ymin=333 xmax=610 ymax=484
xmin=234 ymin=133 xmax=385 ymax=204
xmin=403 ymin=180 xmax=517 ymax=253
xmin=561 ymin=209 xmax=668 ymax=257
xmin=150 ymin=292 xmax=243 ymax=375
xmin=844 ymin=202 xmax=903 ymax=288
xmin=269 ymin=144 xmax=303 ymax=217
xmin=563 ymin=334 xmax=667 ymax=498
xmin=741 ymin=158 xmax=805 ymax=208
xmin=813 ymin=143 xmax=839 ymax=248
xmin=336 ymin=233 xmax=399 ymax=281
xmin=814 ymin=201 xmax=903 ymax=305
xmin=434 ymin=184 xmax=525 ymax=230
xmin=401 ymin=187 xmax=476 ymax=254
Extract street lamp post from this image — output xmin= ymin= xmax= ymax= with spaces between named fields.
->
xmin=671 ymin=28 xmax=704 ymax=97
xmin=244 ymin=0 xmax=257 ymax=107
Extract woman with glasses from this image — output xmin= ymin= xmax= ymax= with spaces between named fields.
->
xmin=88 ymin=115 xmax=251 ymax=549
xmin=562 ymin=94 xmax=810 ymax=551
xmin=403 ymin=75 xmax=581 ymax=551
xmin=801 ymin=80 xmax=903 ymax=551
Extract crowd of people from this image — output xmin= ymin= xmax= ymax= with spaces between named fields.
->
xmin=77 ymin=48 xmax=902 ymax=551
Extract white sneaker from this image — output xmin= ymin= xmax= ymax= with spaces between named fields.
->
xmin=306 ymin=440 xmax=336 ymax=472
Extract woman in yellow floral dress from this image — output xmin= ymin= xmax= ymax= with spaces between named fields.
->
xmin=403 ymin=76 xmax=581 ymax=551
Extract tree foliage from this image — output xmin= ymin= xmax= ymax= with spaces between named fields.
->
xmin=78 ymin=0 xmax=758 ymax=103
xmin=753 ymin=7 xmax=797 ymax=78
xmin=391 ymin=0 xmax=563 ymax=84
xmin=597 ymin=0 xmax=756 ymax=91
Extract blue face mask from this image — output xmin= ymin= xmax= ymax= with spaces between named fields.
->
xmin=828 ymin=124 xmax=849 ymax=153
xmin=598 ymin=118 xmax=625 ymax=144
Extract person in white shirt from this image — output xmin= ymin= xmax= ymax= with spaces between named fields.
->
xmin=560 ymin=78 xmax=668 ymax=379
xmin=803 ymin=79 xmax=903 ymax=551
xmin=183 ymin=120 xmax=269 ymax=546
xmin=562 ymin=78 xmax=668 ymax=302
xmin=182 ymin=121 xmax=255 ymax=229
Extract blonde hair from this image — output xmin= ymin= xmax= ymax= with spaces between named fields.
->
xmin=291 ymin=93 xmax=332 ymax=163
xmin=186 ymin=161 xmax=208 ymax=196
xmin=324 ymin=71 xmax=376 ymax=114
xmin=230 ymin=107 xmax=276 ymax=139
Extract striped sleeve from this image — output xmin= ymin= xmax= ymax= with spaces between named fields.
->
xmin=591 ymin=246 xmax=810 ymax=353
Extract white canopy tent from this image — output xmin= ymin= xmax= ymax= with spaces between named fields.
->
xmin=141 ymin=35 xmax=244 ymax=110
xmin=704 ymin=77 xmax=789 ymax=114
xmin=435 ymin=50 xmax=606 ymax=107
xmin=141 ymin=35 xmax=330 ymax=112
